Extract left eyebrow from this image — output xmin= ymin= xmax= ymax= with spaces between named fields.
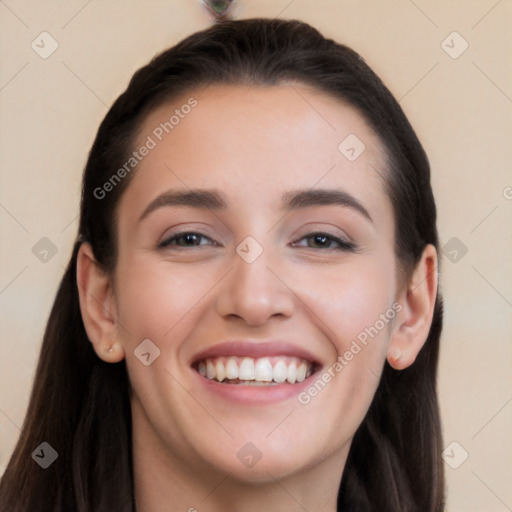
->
xmin=281 ymin=188 xmax=373 ymax=223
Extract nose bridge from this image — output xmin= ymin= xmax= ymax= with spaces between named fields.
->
xmin=215 ymin=242 xmax=294 ymax=325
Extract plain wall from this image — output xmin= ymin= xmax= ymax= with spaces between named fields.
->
xmin=1 ymin=1 xmax=511 ymax=510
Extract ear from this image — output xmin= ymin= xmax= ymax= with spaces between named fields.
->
xmin=76 ymin=242 xmax=125 ymax=363
xmin=387 ymin=244 xmax=438 ymax=370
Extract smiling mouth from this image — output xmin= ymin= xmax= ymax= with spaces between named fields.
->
xmin=194 ymin=356 xmax=314 ymax=386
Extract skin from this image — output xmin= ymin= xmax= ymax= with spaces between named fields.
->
xmin=77 ymin=84 xmax=438 ymax=511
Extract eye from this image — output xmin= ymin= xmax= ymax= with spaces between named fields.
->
xmin=158 ymin=231 xmax=216 ymax=249
xmin=292 ymin=232 xmax=356 ymax=251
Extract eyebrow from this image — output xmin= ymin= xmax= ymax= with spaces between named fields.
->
xmin=138 ymin=187 xmax=372 ymax=223
xmin=282 ymin=188 xmax=373 ymax=223
xmin=139 ymin=189 xmax=227 ymax=222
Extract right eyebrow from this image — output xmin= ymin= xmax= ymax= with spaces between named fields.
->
xmin=138 ymin=189 xmax=227 ymax=223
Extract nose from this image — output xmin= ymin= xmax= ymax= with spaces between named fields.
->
xmin=215 ymin=248 xmax=295 ymax=327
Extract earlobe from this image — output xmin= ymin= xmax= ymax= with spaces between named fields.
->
xmin=387 ymin=346 xmax=403 ymax=369
xmin=387 ymin=244 xmax=438 ymax=370
xmin=76 ymin=242 xmax=125 ymax=363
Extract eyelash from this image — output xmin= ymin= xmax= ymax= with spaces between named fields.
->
xmin=158 ymin=231 xmax=356 ymax=252
xmin=292 ymin=232 xmax=356 ymax=252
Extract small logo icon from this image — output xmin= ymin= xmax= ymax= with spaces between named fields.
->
xmin=134 ymin=339 xmax=161 ymax=366
xmin=236 ymin=236 xmax=263 ymax=264
xmin=237 ymin=442 xmax=262 ymax=468
xmin=32 ymin=442 xmax=58 ymax=469
xmin=31 ymin=32 xmax=59 ymax=59
xmin=441 ymin=32 xmax=469 ymax=59
xmin=338 ymin=134 xmax=366 ymax=161
xmin=32 ymin=237 xmax=58 ymax=263
xmin=442 ymin=237 xmax=468 ymax=263
xmin=442 ymin=441 xmax=469 ymax=469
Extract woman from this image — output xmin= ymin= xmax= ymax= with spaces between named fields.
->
xmin=0 ymin=18 xmax=444 ymax=511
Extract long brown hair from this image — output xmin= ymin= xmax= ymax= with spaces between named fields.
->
xmin=0 ymin=18 xmax=444 ymax=511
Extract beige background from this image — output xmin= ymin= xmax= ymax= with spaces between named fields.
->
xmin=1 ymin=1 xmax=511 ymax=510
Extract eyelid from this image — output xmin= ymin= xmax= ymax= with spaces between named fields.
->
xmin=291 ymin=223 xmax=354 ymax=243
xmin=291 ymin=231 xmax=357 ymax=251
xmin=156 ymin=219 xmax=221 ymax=244
xmin=157 ymin=230 xmax=218 ymax=249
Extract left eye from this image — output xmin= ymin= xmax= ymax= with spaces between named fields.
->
xmin=158 ymin=232 xmax=215 ymax=248
xmin=293 ymin=232 xmax=355 ymax=251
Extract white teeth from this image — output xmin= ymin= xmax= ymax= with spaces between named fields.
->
xmin=225 ymin=357 xmax=239 ymax=380
xmin=206 ymin=360 xmax=215 ymax=380
xmin=239 ymin=358 xmax=255 ymax=380
xmin=286 ymin=361 xmax=297 ymax=384
xmin=273 ymin=360 xmax=287 ymax=383
xmin=296 ymin=361 xmax=307 ymax=382
xmin=238 ymin=380 xmax=279 ymax=386
xmin=215 ymin=360 xmax=226 ymax=382
xmin=254 ymin=357 xmax=273 ymax=382
xmin=197 ymin=356 xmax=314 ymax=384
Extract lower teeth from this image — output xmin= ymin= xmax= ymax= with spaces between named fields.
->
xmin=221 ymin=378 xmax=280 ymax=386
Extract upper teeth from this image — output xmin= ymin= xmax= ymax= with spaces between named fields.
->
xmin=197 ymin=356 xmax=313 ymax=384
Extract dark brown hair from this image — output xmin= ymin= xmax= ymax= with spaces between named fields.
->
xmin=0 ymin=18 xmax=444 ymax=511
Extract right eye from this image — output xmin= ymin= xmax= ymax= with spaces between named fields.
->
xmin=157 ymin=231 xmax=217 ymax=249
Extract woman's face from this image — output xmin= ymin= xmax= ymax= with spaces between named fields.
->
xmin=112 ymin=84 xmax=400 ymax=482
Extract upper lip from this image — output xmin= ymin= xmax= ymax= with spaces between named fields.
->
xmin=191 ymin=340 xmax=320 ymax=367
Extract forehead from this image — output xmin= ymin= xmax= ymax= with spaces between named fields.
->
xmin=120 ymin=83 xmax=391 ymax=225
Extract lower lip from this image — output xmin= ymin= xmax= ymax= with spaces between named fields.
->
xmin=193 ymin=369 xmax=317 ymax=405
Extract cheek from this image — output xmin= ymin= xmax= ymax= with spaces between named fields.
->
xmin=297 ymin=256 xmax=396 ymax=353
xmin=293 ymin=260 xmax=396 ymax=424
xmin=292 ymin=261 xmax=396 ymax=440
xmin=113 ymin=258 xmax=216 ymax=346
